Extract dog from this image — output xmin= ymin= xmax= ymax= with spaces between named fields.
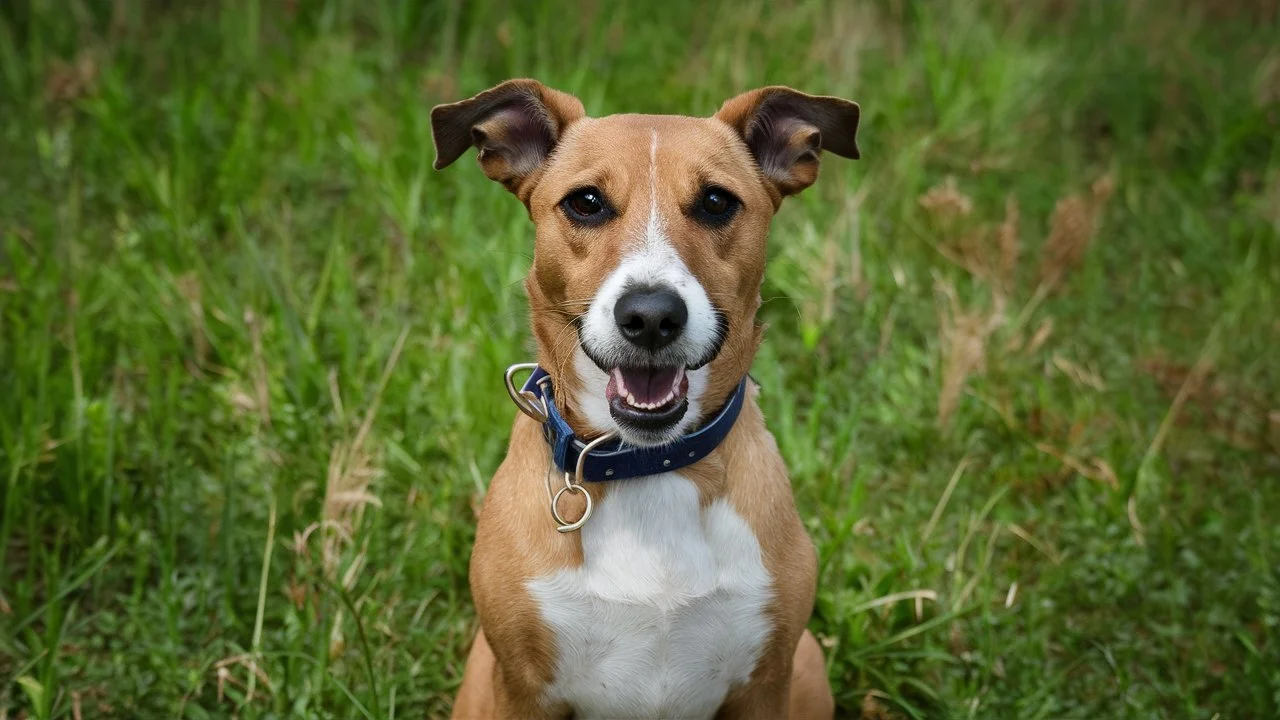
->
xmin=431 ymin=78 xmax=860 ymax=719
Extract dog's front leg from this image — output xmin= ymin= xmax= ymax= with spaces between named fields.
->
xmin=714 ymin=673 xmax=792 ymax=720
xmin=715 ymin=628 xmax=834 ymax=720
xmin=488 ymin=664 xmax=567 ymax=720
xmin=451 ymin=627 xmax=569 ymax=720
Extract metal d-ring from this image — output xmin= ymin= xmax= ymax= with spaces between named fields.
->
xmin=549 ymin=431 xmax=617 ymax=533
xmin=504 ymin=363 xmax=548 ymax=423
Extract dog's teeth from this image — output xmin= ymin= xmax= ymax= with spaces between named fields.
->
xmin=616 ymin=371 xmax=687 ymax=411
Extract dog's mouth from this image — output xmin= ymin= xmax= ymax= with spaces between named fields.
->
xmin=605 ymin=366 xmax=690 ymax=430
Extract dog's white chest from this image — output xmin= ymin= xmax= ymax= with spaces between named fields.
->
xmin=527 ymin=473 xmax=773 ymax=719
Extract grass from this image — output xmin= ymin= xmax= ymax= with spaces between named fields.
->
xmin=1 ymin=0 xmax=1278 ymax=717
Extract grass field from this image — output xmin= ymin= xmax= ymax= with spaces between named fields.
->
xmin=2 ymin=0 xmax=1279 ymax=717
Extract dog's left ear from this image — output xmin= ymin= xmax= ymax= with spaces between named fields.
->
xmin=715 ymin=87 xmax=860 ymax=202
xmin=431 ymin=78 xmax=586 ymax=200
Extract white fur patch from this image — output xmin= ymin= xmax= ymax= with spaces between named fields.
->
xmin=527 ymin=475 xmax=773 ymax=719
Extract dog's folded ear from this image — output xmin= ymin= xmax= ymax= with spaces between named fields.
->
xmin=714 ymin=87 xmax=860 ymax=202
xmin=430 ymin=79 xmax=586 ymax=198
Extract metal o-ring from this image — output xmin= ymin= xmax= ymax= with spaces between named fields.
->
xmin=552 ymin=484 xmax=592 ymax=533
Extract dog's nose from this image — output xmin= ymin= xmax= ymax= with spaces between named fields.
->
xmin=614 ymin=287 xmax=688 ymax=351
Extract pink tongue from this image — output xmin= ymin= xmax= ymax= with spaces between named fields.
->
xmin=621 ymin=367 xmax=679 ymax=405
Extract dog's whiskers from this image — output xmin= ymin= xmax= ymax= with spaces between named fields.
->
xmin=544 ymin=297 xmax=595 ymax=308
xmin=542 ymin=311 xmax=590 ymax=389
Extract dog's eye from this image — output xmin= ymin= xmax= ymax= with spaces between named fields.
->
xmin=702 ymin=191 xmax=731 ymax=215
xmin=692 ymin=187 xmax=740 ymax=227
xmin=567 ymin=191 xmax=603 ymax=216
xmin=561 ymin=188 xmax=613 ymax=225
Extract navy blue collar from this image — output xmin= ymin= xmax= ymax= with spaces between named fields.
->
xmin=520 ymin=367 xmax=748 ymax=482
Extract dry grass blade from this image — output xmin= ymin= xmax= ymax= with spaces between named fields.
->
xmin=997 ymin=195 xmax=1020 ymax=293
xmin=921 ymin=181 xmax=1021 ymax=306
xmin=1038 ymin=195 xmax=1090 ymax=289
xmin=1005 ymin=581 xmax=1019 ymax=609
xmin=320 ymin=325 xmax=410 ymax=577
xmin=936 ymin=281 xmax=1004 ymax=428
xmin=805 ymin=1 xmax=884 ymax=78
xmin=1025 ymin=318 xmax=1054 ymax=354
xmin=244 ymin=309 xmax=271 ymax=427
xmin=314 ymin=326 xmax=410 ymax=659
xmin=245 ymin=499 xmax=277 ymax=707
xmin=1037 ymin=173 xmax=1116 ymax=293
xmin=213 ymin=654 xmax=273 ymax=706
xmin=920 ymin=176 xmax=974 ymax=223
xmin=938 ymin=320 xmax=986 ymax=427
xmin=848 ymin=589 xmax=940 ymax=616
xmin=1128 ymin=495 xmax=1146 ymax=546
xmin=919 ymin=177 xmax=986 ymax=282
xmin=922 ymin=456 xmax=971 ymax=544
xmin=1007 ymin=522 xmax=1063 ymax=564
xmin=1034 ymin=442 xmax=1119 ymax=489
xmin=1138 ymin=320 xmax=1221 ymax=501
xmin=956 ymin=525 xmax=1003 ymax=608
xmin=1051 ymin=354 xmax=1107 ymax=391
xmin=44 ymin=49 xmax=100 ymax=104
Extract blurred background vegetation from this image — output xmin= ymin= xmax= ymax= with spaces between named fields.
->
xmin=1 ymin=0 xmax=1278 ymax=717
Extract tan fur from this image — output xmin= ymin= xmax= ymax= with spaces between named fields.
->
xmin=433 ymin=79 xmax=857 ymax=719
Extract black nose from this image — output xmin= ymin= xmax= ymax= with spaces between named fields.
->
xmin=613 ymin=286 xmax=688 ymax=351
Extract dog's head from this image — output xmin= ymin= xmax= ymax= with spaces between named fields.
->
xmin=432 ymin=79 xmax=860 ymax=446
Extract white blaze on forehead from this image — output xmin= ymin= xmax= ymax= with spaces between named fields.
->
xmin=647 ymin=130 xmax=662 ymax=248
xmin=574 ymin=128 xmax=722 ymax=444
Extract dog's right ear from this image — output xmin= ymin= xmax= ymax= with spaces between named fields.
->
xmin=430 ymin=79 xmax=586 ymax=200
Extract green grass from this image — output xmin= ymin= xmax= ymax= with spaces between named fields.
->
xmin=2 ymin=0 xmax=1278 ymax=717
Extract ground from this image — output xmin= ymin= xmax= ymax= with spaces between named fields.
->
xmin=1 ymin=1 xmax=1278 ymax=718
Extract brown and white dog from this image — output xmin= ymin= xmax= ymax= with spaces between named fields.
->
xmin=431 ymin=78 xmax=860 ymax=719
